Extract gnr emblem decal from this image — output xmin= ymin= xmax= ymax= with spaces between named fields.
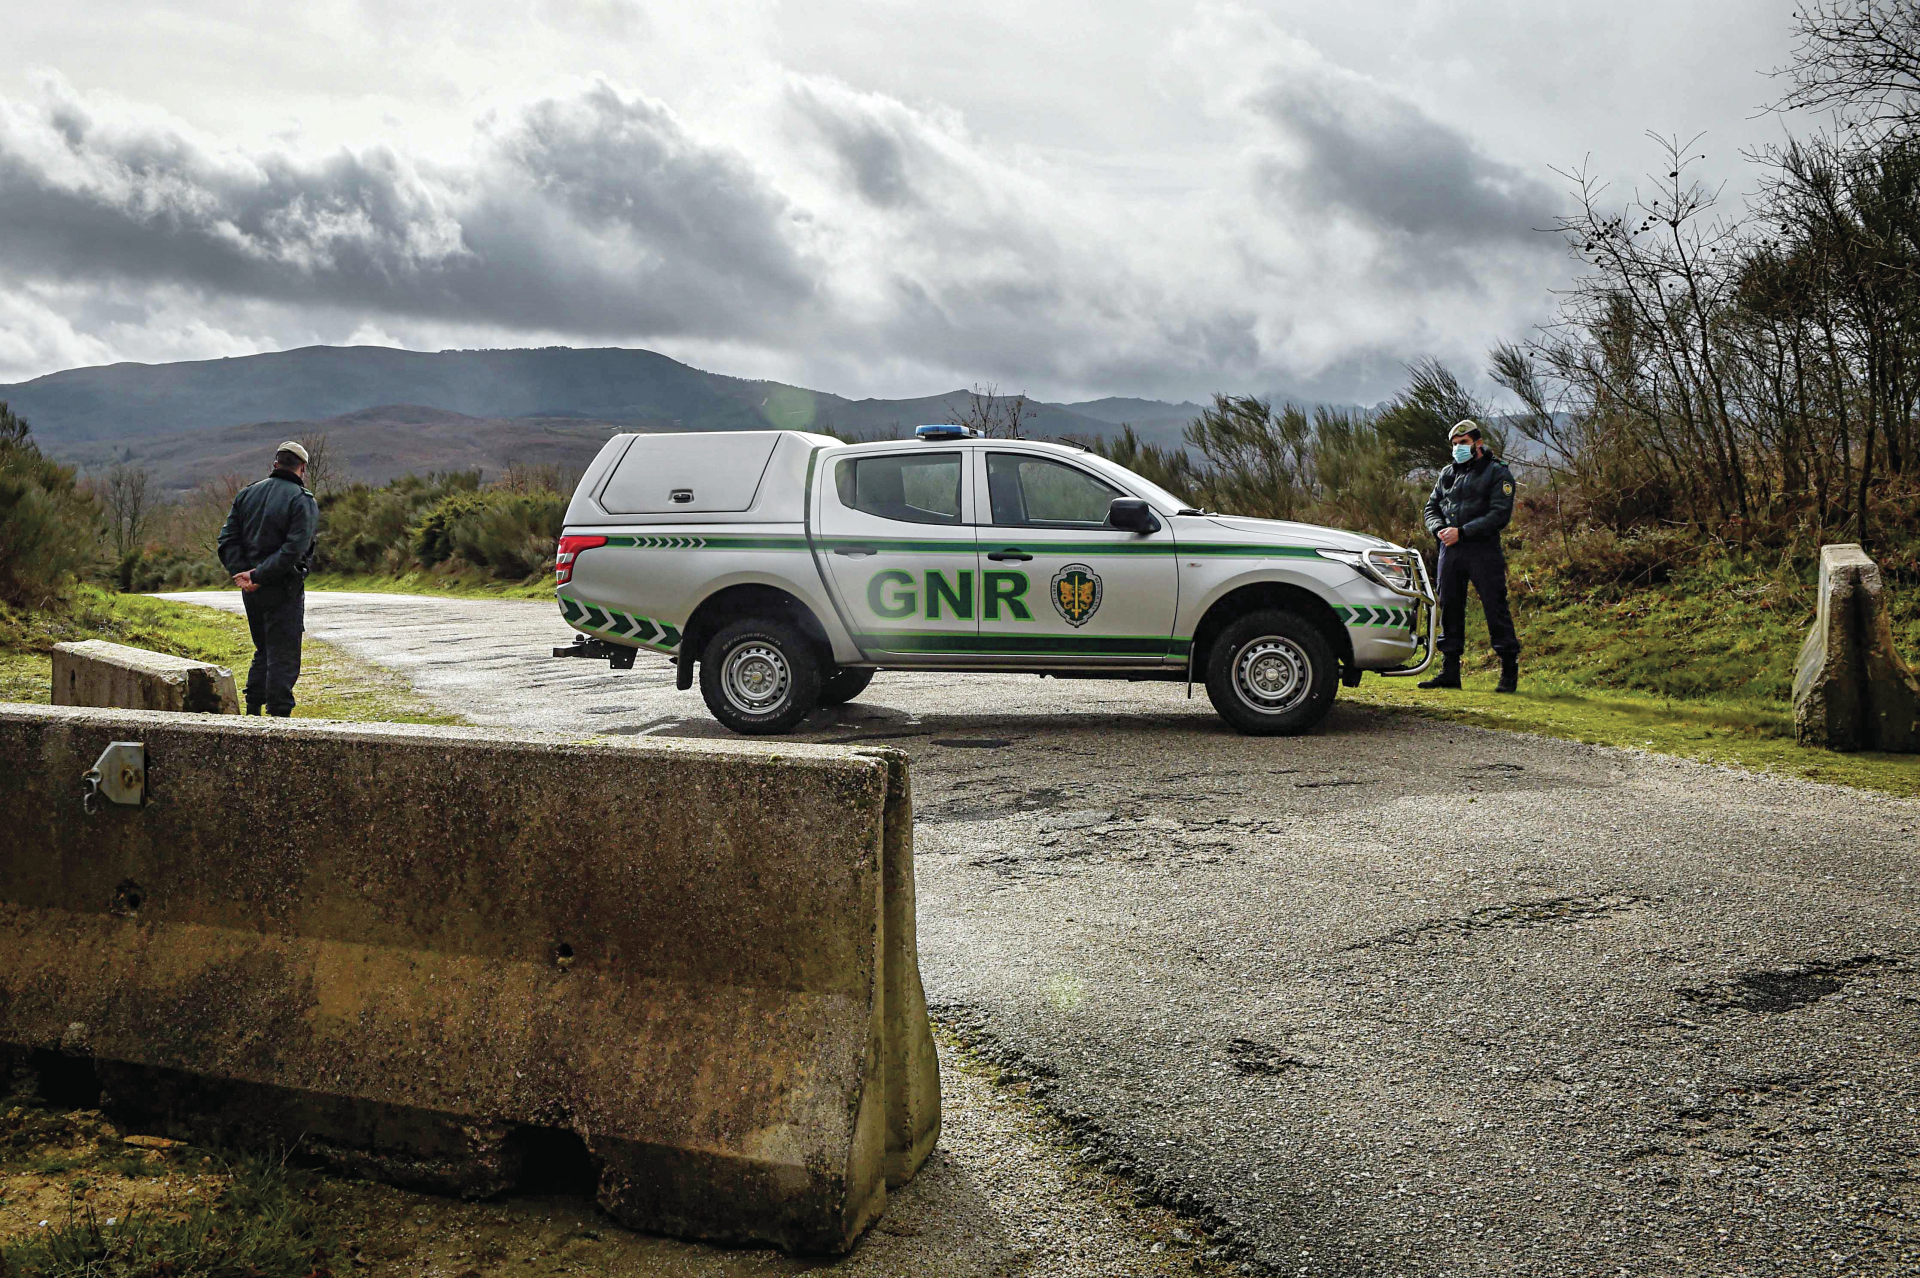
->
xmin=1050 ymin=563 xmax=1103 ymax=627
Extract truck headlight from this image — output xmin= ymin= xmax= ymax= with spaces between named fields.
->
xmin=1363 ymin=550 xmax=1418 ymax=592
xmin=1317 ymin=547 xmax=1418 ymax=593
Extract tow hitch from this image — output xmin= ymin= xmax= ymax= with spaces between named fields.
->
xmin=552 ymin=635 xmax=637 ymax=670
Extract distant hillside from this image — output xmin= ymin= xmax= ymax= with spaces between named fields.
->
xmin=1063 ymin=397 xmax=1207 ymax=428
xmin=0 ymin=347 xmax=1201 ymax=485
xmin=57 ymin=405 xmax=642 ymax=492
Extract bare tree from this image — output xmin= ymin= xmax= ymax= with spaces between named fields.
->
xmin=300 ymin=432 xmax=343 ymax=497
xmin=101 ymin=463 xmax=153 ymax=560
xmin=185 ymin=472 xmax=249 ymax=562
xmin=1527 ymin=137 xmax=1755 ymax=530
xmin=946 ymin=382 xmax=1033 ymax=438
xmin=1777 ymin=1 xmax=1920 ymax=138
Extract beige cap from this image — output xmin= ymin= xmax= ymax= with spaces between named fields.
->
xmin=275 ymin=440 xmax=310 ymax=464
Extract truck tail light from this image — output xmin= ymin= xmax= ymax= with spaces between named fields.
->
xmin=555 ymin=535 xmax=607 ymax=586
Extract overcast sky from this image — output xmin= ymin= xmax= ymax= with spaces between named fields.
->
xmin=0 ymin=1 xmax=1809 ymax=403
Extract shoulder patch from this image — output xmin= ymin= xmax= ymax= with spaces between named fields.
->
xmin=1502 ymin=481 xmax=1513 ymax=495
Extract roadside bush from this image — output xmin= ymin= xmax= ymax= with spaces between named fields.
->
xmin=1306 ymin=409 xmax=1427 ymax=550
xmin=1080 ymin=426 xmax=1200 ymax=504
xmin=1537 ymin=525 xmax=1701 ymax=594
xmin=0 ymin=403 xmax=99 ymax=608
xmin=311 ymin=472 xmax=482 ymax=575
xmin=119 ymin=548 xmax=227 ymax=594
xmin=1085 ymin=397 xmax=1425 ymax=548
xmin=411 ymin=487 xmax=566 ymax=578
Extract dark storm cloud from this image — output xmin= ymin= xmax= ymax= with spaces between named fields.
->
xmin=1250 ymin=71 xmax=1560 ymax=247
xmin=788 ymin=84 xmax=920 ymax=208
xmin=0 ymin=79 xmax=817 ymax=341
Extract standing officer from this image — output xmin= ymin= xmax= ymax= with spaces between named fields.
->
xmin=1418 ymin=420 xmax=1519 ymax=693
xmin=217 ymin=442 xmax=319 ymax=716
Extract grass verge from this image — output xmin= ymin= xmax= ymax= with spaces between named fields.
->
xmin=1353 ymin=551 xmax=1920 ymax=797
xmin=1349 ymin=674 xmax=1920 ymax=797
xmin=0 ymin=587 xmax=458 ymax=724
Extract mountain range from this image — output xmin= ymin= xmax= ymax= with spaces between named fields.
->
xmin=0 ymin=346 xmax=1207 ymax=491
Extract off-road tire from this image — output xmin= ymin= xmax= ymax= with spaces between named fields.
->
xmin=818 ymin=667 xmax=876 ymax=706
xmin=1204 ymin=609 xmax=1338 ymax=736
xmin=699 ymin=617 xmax=823 ymax=735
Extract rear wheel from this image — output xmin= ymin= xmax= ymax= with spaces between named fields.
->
xmin=699 ymin=617 xmax=823 ymax=735
xmin=1204 ymin=609 xmax=1337 ymax=736
xmin=818 ymin=667 xmax=876 ymax=706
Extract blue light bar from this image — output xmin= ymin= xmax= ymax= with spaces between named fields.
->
xmin=915 ymin=423 xmax=977 ymax=440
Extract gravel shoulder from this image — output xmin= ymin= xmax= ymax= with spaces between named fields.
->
xmin=158 ymin=590 xmax=1920 ymax=1275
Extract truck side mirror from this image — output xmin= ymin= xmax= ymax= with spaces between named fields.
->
xmin=1107 ymin=498 xmax=1162 ymax=534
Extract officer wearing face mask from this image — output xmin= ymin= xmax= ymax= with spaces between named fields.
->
xmin=1418 ymin=420 xmax=1519 ymax=693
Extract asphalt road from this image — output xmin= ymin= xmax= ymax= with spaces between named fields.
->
xmin=165 ymin=591 xmax=1920 ymax=1276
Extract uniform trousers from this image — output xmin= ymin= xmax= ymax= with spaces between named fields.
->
xmin=242 ymin=581 xmax=305 ymax=716
xmin=1435 ymin=540 xmax=1519 ymax=658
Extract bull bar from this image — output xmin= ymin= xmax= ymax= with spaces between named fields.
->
xmin=1358 ymin=546 xmax=1438 ymax=679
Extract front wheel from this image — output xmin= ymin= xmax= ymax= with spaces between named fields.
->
xmin=818 ymin=667 xmax=876 ymax=706
xmin=1204 ymin=609 xmax=1337 ymax=736
xmin=698 ymin=617 xmax=823 ymax=734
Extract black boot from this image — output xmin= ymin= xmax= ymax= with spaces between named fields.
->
xmin=1418 ymin=655 xmax=1462 ymax=690
xmin=1494 ymin=655 xmax=1518 ymax=694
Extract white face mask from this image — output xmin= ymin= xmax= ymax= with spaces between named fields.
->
xmin=1452 ymin=443 xmax=1474 ymax=464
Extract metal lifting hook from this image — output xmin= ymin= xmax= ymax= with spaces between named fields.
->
xmin=81 ymin=742 xmax=146 ymax=814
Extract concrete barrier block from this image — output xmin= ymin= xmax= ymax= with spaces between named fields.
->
xmin=1793 ymin=544 xmax=1920 ymax=752
xmin=52 ymin=640 xmax=239 ymax=713
xmin=855 ymin=746 xmax=942 ymax=1185
xmin=0 ymin=706 xmax=939 ymax=1254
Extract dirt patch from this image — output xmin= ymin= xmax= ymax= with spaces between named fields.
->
xmin=0 ymin=1108 xmax=219 ymax=1247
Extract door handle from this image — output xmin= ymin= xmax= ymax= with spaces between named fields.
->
xmin=835 ymin=546 xmax=877 ymax=557
xmin=986 ymin=549 xmax=1032 ymax=562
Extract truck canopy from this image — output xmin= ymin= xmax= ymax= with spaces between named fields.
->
xmin=564 ymin=431 xmax=835 ymax=526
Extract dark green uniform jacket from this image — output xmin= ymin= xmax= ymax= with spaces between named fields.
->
xmin=217 ymin=470 xmax=318 ymax=584
xmin=1422 ymin=453 xmax=1516 ymax=543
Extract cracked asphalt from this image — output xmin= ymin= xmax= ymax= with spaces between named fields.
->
xmin=162 ymin=591 xmax=1920 ymax=1275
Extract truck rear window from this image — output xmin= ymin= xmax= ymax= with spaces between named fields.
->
xmin=834 ymin=454 xmax=962 ymax=525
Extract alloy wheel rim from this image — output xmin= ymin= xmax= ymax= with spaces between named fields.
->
xmin=1233 ymin=637 xmax=1311 ymax=715
xmin=722 ymin=642 xmax=790 ymax=714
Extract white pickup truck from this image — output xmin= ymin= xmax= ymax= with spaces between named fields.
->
xmin=552 ymin=426 xmax=1434 ymax=735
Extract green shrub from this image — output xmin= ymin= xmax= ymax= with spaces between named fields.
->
xmin=411 ymin=487 xmax=565 ymax=578
xmin=120 ymin=549 xmax=227 ymax=594
xmin=311 ymin=471 xmax=482 ymax=575
xmin=0 ymin=403 xmax=99 ymax=608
